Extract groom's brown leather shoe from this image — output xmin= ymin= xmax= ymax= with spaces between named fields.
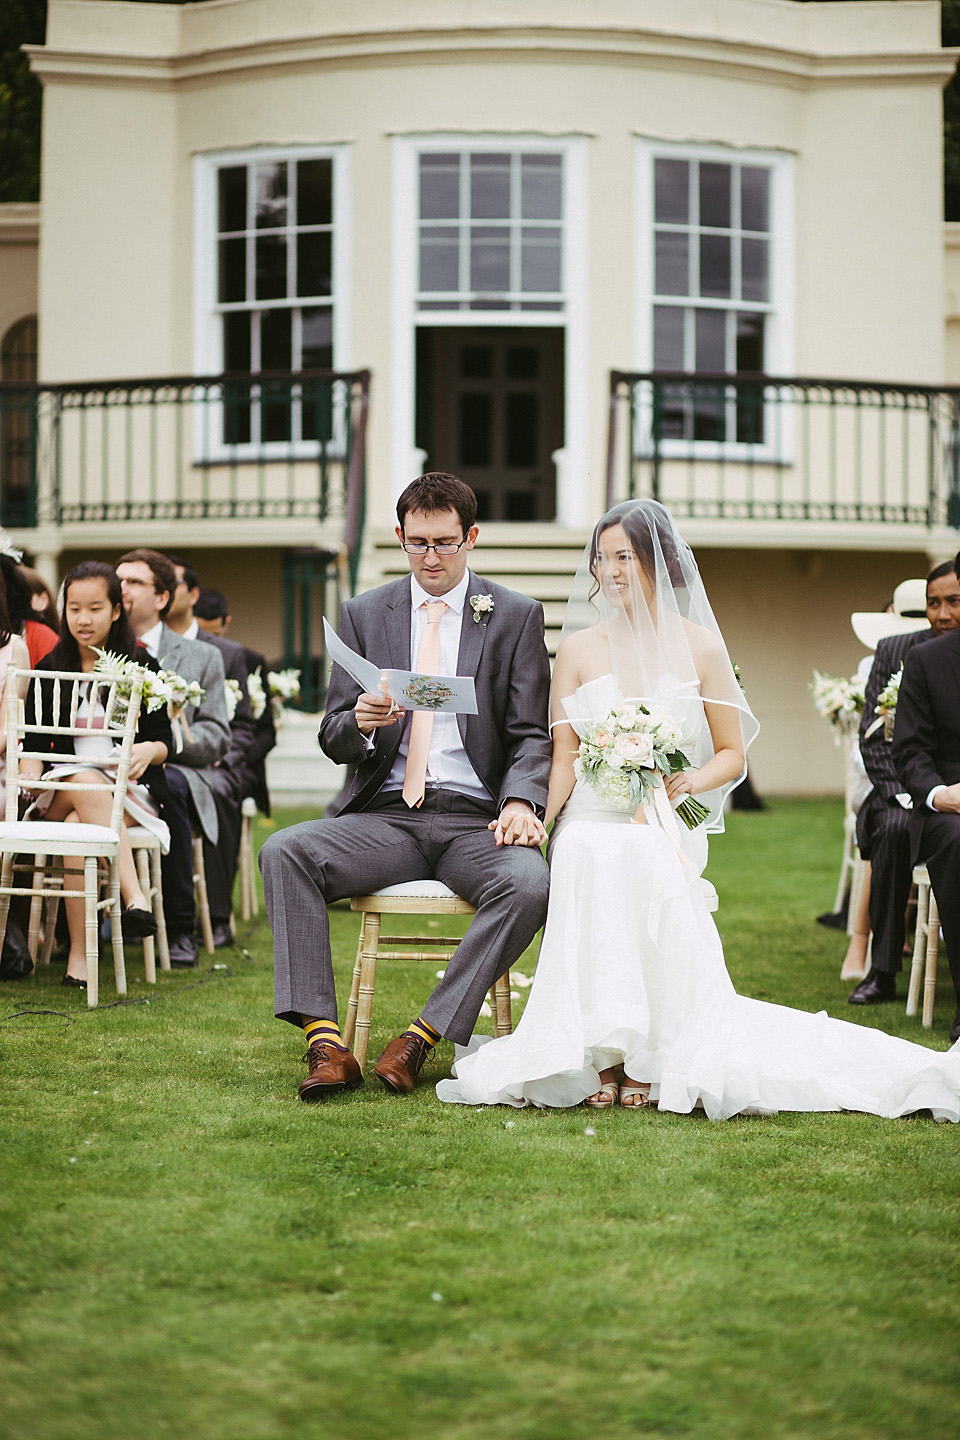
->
xmin=374 ymin=1033 xmax=431 ymax=1094
xmin=298 ymin=1042 xmax=363 ymax=1102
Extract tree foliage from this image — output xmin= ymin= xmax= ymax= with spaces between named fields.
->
xmin=0 ymin=0 xmax=45 ymax=202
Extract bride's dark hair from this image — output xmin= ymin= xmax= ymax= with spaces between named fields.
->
xmin=588 ymin=499 xmax=688 ymax=605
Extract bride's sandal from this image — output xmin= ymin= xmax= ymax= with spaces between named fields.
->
xmin=620 ymin=1084 xmax=652 ymax=1109
xmin=584 ymin=1081 xmax=619 ymax=1109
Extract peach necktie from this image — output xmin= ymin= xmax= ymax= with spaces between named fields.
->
xmin=402 ymin=600 xmax=448 ymax=808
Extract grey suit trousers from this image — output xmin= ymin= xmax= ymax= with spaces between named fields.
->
xmin=260 ymin=790 xmax=550 ymax=1045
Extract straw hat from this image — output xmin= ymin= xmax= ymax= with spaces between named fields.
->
xmin=851 ymin=578 xmax=929 ymax=651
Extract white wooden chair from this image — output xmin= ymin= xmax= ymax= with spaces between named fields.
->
xmin=129 ymin=826 xmax=170 ymax=977
xmin=239 ymin=795 xmax=259 ymax=921
xmin=342 ymin=880 xmax=513 ymax=1072
xmin=906 ymin=863 xmax=941 ymax=1027
xmin=192 ymin=834 xmax=215 ymax=955
xmin=0 ymin=666 xmax=142 ymax=1008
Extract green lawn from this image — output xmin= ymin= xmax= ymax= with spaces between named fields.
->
xmin=1 ymin=799 xmax=958 ymax=1440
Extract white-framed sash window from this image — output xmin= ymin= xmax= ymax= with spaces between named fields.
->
xmin=636 ymin=139 xmax=794 ymax=456
xmin=193 ymin=145 xmax=350 ymax=457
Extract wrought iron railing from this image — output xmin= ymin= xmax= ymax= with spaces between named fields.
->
xmin=0 ymin=368 xmax=371 ymax=575
xmin=607 ymin=372 xmax=960 ymax=530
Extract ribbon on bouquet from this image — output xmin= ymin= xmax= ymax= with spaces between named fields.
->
xmin=168 ymin=705 xmax=195 ymax=754
xmin=632 ymin=778 xmax=689 ymax=869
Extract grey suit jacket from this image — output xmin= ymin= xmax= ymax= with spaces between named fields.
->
xmin=158 ymin=625 xmax=230 ymax=842
xmin=319 ymin=570 xmax=552 ymax=817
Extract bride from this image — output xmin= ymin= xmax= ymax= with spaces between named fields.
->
xmin=437 ymin=499 xmax=960 ymax=1121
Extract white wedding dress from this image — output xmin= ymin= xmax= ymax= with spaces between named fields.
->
xmin=437 ymin=676 xmax=960 ymax=1121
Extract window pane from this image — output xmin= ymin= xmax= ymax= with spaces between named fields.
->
xmin=460 ymin=345 xmax=493 ymax=379
xmin=223 ymin=311 xmax=251 ymax=371
xmin=459 ymin=393 xmax=492 ymax=465
xmin=297 ymin=159 xmax=332 ymax=226
xmin=741 ymin=166 xmax=769 ymax=233
xmin=506 ymin=345 xmax=538 ymax=379
xmin=301 ymin=307 xmax=333 ymax=369
xmin=420 ymin=153 xmax=460 ymax=219
xmin=521 ymin=226 xmax=561 ymax=292
xmin=521 ymin=155 xmax=562 ymax=219
xmin=419 ymin=227 xmax=459 ymax=291
xmin=741 ymin=237 xmax=768 ymax=303
xmin=256 ymin=234 xmax=288 ymax=300
xmin=699 ymin=234 xmax=731 ymax=298
xmin=655 ymin=231 xmax=689 ymax=296
xmin=653 ymin=306 xmax=684 ymax=370
xmin=218 ymin=237 xmax=247 ymax=303
xmin=260 ymin=307 xmax=292 ymax=370
xmin=297 ymin=231 xmax=332 ymax=297
xmin=255 ymin=162 xmax=288 ymax=229
xmin=699 ymin=162 xmax=731 ymax=228
xmin=655 ymin=159 xmax=689 ymax=224
xmin=736 ymin=312 xmax=764 ymax=373
xmin=695 ymin=308 xmax=726 ymax=371
xmin=471 ymin=226 xmax=510 ymax=292
xmin=218 ymin=167 xmax=246 ymax=233
xmin=506 ymin=394 xmax=538 ymax=466
xmin=470 ymin=154 xmax=511 ymax=219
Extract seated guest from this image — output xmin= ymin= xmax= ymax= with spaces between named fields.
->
xmin=194 ymin=586 xmax=276 ymax=825
xmin=0 ymin=575 xmax=33 ymax=980
xmin=892 ymin=552 xmax=960 ymax=1043
xmin=847 ymin=575 xmax=944 ymax=1001
xmin=19 ymin=561 xmax=171 ymax=989
xmin=0 ymin=534 xmax=57 ymax=666
xmin=20 ymin=565 xmax=59 ymax=633
xmin=116 ymin=549 xmax=230 ymax=968
xmin=164 ymin=559 xmax=258 ymax=948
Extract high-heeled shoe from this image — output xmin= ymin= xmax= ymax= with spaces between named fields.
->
xmin=121 ymin=905 xmax=158 ymax=939
xmin=61 ymin=973 xmax=87 ymax=989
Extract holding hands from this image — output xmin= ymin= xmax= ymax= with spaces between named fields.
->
xmin=489 ymin=800 xmax=545 ymax=848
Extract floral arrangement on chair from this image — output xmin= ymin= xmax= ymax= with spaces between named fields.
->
xmin=92 ymin=650 xmax=205 ymax=751
xmin=875 ymin=665 xmax=903 ymax=742
xmin=574 ymin=703 xmax=711 ymax=830
xmin=809 ymin=670 xmax=865 ymax=742
xmin=264 ymin=668 xmax=301 ymax=726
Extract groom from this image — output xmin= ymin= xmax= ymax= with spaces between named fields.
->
xmin=260 ymin=472 xmax=552 ymax=1100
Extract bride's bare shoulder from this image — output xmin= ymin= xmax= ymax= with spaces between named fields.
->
xmin=681 ymin=617 xmax=727 ymax=666
xmin=556 ymin=625 xmax=605 ymax=661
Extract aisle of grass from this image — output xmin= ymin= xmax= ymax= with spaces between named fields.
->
xmin=1 ymin=799 xmax=958 ymax=1440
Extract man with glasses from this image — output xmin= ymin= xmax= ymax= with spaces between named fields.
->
xmin=260 ymin=472 xmax=551 ymax=1100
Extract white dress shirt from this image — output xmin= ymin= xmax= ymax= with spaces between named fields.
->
xmin=379 ymin=571 xmax=491 ymax=801
xmin=139 ymin=621 xmax=163 ymax=659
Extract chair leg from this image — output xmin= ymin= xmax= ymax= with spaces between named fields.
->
xmin=240 ymin=812 xmax=252 ymax=922
xmin=353 ymin=912 xmax=381 ymax=1072
xmin=193 ymin=836 xmax=214 ymax=955
xmin=342 ymin=927 xmax=365 ymax=1052
xmin=922 ymin=891 xmax=940 ymax=1028
xmin=135 ymin=848 xmax=156 ymax=986
xmin=0 ymin=853 xmax=14 ymax=954
xmin=27 ymin=855 xmax=47 ymax=964
xmin=906 ymin=881 xmax=928 ymax=1017
xmin=150 ymin=848 xmax=170 ymax=971
xmin=491 ymin=972 xmax=513 ymax=1037
xmin=108 ymin=857 xmax=126 ymax=998
xmin=84 ymin=855 xmax=100 ymax=1009
xmin=40 ymin=893 xmax=60 ymax=967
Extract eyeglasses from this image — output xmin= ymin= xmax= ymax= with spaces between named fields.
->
xmin=400 ymin=538 xmax=468 ymax=557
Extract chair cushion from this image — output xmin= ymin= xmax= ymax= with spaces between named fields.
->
xmin=373 ymin=879 xmax=458 ymax=900
xmin=0 ymin=819 xmax=119 ymax=851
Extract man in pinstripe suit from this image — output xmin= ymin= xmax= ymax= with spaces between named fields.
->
xmin=851 ymin=563 xmax=960 ymax=1005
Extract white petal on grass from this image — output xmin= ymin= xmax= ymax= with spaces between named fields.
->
xmin=435 ymin=969 xmax=447 ymax=979
xmin=584 ymin=1127 xmax=596 ymax=1137
xmin=511 ymin=971 xmax=533 ymax=988
xmin=431 ymin=1291 xmax=443 ymax=1302
xmin=478 ymin=1001 xmax=492 ymax=1017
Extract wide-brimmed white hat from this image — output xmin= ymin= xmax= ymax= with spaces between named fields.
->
xmin=851 ymin=578 xmax=929 ymax=651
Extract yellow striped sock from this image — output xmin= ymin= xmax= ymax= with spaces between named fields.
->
xmin=302 ymin=1017 xmax=345 ymax=1050
xmin=405 ymin=1016 xmax=441 ymax=1048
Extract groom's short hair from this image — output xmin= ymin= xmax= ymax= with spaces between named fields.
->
xmin=397 ymin=472 xmax=477 ymax=537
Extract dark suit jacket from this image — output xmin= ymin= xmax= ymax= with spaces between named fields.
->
xmin=319 ymin=571 xmax=552 ymax=818
xmin=238 ymin=645 xmax=276 ymax=816
xmin=859 ymin=628 xmax=931 ymax=798
xmin=891 ymin=628 xmax=960 ymax=856
xmin=28 ymin=642 xmax=173 ymax=809
xmin=198 ymin=630 xmax=256 ymax=758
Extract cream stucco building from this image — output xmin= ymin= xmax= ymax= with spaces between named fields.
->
xmin=1 ymin=0 xmax=959 ymax=794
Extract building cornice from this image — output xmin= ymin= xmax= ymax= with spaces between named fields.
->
xmin=0 ymin=204 xmax=40 ymax=246
xmin=26 ymin=26 xmax=960 ymax=93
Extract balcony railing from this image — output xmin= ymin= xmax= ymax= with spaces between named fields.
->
xmin=0 ymin=368 xmax=370 ymax=579
xmin=607 ymin=372 xmax=960 ymax=531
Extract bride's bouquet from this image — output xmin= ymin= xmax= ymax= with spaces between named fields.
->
xmin=809 ymin=669 xmax=865 ymax=742
xmin=574 ymin=703 xmax=711 ymax=830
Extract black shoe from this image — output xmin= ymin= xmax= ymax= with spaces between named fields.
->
xmin=167 ymin=931 xmax=199 ymax=968
xmin=61 ymin=973 xmax=87 ymax=989
xmin=849 ymin=968 xmax=898 ymax=1005
xmin=817 ymin=909 xmax=848 ymax=931
xmin=210 ymin=921 xmax=234 ymax=949
xmin=950 ymin=1010 xmax=960 ymax=1046
xmin=121 ymin=906 xmax=158 ymax=940
xmin=0 ymin=917 xmax=33 ymax=981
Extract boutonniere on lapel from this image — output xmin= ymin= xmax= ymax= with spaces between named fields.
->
xmin=470 ymin=594 xmax=495 ymax=624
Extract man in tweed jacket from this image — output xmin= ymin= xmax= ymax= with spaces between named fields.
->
xmin=260 ymin=474 xmax=551 ymax=1101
